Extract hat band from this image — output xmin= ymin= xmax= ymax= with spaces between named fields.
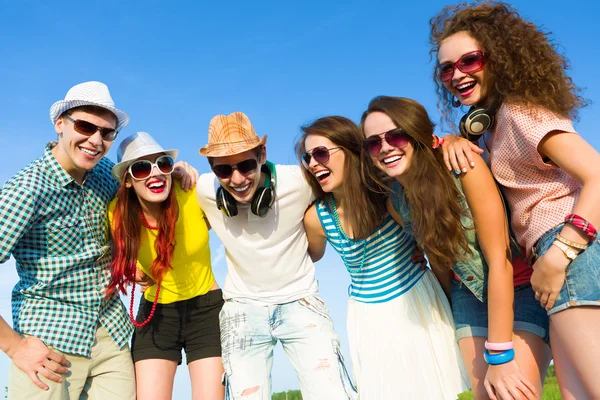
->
xmin=207 ymin=139 xmax=260 ymax=147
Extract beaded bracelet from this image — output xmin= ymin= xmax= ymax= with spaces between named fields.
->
xmin=485 ymin=340 xmax=514 ymax=351
xmin=484 ymin=349 xmax=515 ymax=365
xmin=565 ymin=214 xmax=598 ymax=242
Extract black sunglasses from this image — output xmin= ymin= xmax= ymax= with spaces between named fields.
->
xmin=65 ymin=115 xmax=119 ymax=141
xmin=301 ymin=146 xmax=343 ymax=169
xmin=212 ymin=159 xmax=259 ymax=179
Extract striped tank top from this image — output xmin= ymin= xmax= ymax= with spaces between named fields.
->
xmin=316 ymin=199 xmax=425 ymax=303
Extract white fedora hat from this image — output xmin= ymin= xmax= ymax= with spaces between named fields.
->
xmin=112 ymin=132 xmax=178 ymax=181
xmin=49 ymin=81 xmax=130 ymax=130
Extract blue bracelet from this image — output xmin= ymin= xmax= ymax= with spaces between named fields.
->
xmin=484 ymin=349 xmax=515 ymax=365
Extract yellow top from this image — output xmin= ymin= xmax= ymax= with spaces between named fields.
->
xmin=108 ymin=185 xmax=215 ymax=304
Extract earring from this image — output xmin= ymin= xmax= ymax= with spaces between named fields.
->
xmin=452 ymin=96 xmax=461 ymax=108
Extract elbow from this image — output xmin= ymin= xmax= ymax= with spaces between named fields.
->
xmin=308 ymin=250 xmax=324 ymax=263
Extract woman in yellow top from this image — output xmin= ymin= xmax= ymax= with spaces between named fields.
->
xmin=106 ymin=132 xmax=223 ymax=400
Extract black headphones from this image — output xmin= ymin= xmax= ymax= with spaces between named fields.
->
xmin=216 ymin=163 xmax=276 ymax=218
xmin=459 ymin=100 xmax=501 ymax=142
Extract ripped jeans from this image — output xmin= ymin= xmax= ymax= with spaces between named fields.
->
xmin=219 ymin=296 xmax=357 ymax=400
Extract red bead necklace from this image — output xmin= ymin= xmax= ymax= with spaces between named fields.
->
xmin=129 ymin=280 xmax=161 ymax=328
xmin=139 ymin=209 xmax=158 ymax=230
xmin=129 ymin=209 xmax=161 ymax=328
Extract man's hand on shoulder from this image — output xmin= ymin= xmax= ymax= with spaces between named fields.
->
xmin=172 ymin=161 xmax=199 ymax=191
xmin=7 ymin=336 xmax=69 ymax=390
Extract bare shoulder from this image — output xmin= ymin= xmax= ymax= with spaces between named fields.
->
xmin=304 ymin=203 xmax=325 ymax=236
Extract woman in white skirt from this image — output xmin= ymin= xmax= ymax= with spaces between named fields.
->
xmin=361 ymin=96 xmax=547 ymax=400
xmin=296 ymin=116 xmax=469 ymax=399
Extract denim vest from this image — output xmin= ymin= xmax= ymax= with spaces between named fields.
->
xmin=390 ymin=180 xmax=488 ymax=302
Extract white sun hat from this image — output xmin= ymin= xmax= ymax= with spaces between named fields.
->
xmin=49 ymin=81 xmax=130 ymax=130
xmin=112 ymin=132 xmax=178 ymax=181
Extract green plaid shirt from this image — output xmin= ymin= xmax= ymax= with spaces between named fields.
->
xmin=0 ymin=146 xmax=132 ymax=357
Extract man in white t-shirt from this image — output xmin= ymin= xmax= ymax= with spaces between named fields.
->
xmin=197 ymin=112 xmax=357 ymax=400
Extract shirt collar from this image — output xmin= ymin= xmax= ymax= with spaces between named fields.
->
xmin=42 ymin=144 xmax=96 ymax=187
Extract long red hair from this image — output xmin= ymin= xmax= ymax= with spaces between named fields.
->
xmin=106 ymin=175 xmax=179 ymax=297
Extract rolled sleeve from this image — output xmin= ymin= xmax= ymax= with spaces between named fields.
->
xmin=0 ymin=185 xmax=36 ymax=263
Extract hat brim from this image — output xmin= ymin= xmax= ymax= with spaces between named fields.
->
xmin=112 ymin=149 xmax=179 ymax=181
xmin=50 ymin=100 xmax=130 ymax=131
xmin=198 ymin=135 xmax=267 ymax=157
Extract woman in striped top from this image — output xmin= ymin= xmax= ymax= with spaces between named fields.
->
xmin=295 ymin=116 xmax=469 ymax=399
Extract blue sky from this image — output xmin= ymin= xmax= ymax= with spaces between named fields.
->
xmin=1 ymin=0 xmax=598 ymax=396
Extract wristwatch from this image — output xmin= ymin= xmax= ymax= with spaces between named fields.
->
xmin=552 ymin=240 xmax=579 ymax=261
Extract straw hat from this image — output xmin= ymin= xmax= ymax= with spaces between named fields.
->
xmin=199 ymin=112 xmax=267 ymax=157
xmin=49 ymin=81 xmax=130 ymax=130
xmin=112 ymin=132 xmax=178 ymax=181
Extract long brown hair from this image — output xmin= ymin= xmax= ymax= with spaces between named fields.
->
xmin=295 ymin=116 xmax=387 ymax=240
xmin=106 ymin=172 xmax=179 ymax=296
xmin=429 ymin=1 xmax=588 ymax=131
xmin=360 ymin=96 xmax=471 ymax=270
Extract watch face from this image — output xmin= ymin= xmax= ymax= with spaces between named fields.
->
xmin=566 ymin=249 xmax=576 ymax=259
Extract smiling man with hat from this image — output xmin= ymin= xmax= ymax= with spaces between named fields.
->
xmin=0 ymin=82 xmax=196 ymax=399
xmin=197 ymin=112 xmax=357 ymax=400
xmin=0 ymin=81 xmax=138 ymax=399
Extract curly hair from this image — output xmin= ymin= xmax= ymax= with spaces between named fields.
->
xmin=360 ymin=96 xmax=472 ymax=271
xmin=429 ymin=0 xmax=588 ymax=131
xmin=295 ymin=116 xmax=387 ymax=240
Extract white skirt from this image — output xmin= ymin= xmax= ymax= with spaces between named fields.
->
xmin=347 ymin=269 xmax=470 ymax=400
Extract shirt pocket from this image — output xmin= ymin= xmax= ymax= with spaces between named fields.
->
xmin=45 ymin=216 xmax=83 ymax=257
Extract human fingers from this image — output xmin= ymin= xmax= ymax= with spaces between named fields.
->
xmin=484 ymin=379 xmax=499 ymax=400
xmin=454 ymin=146 xmax=470 ymax=173
xmin=447 ymin=147 xmax=461 ymax=175
xmin=515 ymin=377 xmax=538 ymax=400
xmin=468 ymin=141 xmax=485 ymax=155
xmin=495 ymin=384 xmax=517 ymax=400
xmin=46 ymin=350 xmax=69 ymax=369
xmin=521 ymin=373 xmax=539 ymax=400
xmin=28 ymin=370 xmax=50 ymax=391
xmin=545 ymin=291 xmax=559 ymax=311
xmin=443 ymin=148 xmax=452 ymax=171
xmin=37 ymin=364 xmax=64 ymax=384
xmin=539 ymin=292 xmax=551 ymax=309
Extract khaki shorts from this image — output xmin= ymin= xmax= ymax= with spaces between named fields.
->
xmin=8 ymin=327 xmax=135 ymax=400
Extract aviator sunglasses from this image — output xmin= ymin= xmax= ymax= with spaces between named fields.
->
xmin=212 ymin=159 xmax=259 ymax=179
xmin=437 ymin=50 xmax=486 ymax=82
xmin=363 ymin=128 xmax=410 ymax=157
xmin=128 ymin=155 xmax=175 ymax=180
xmin=301 ymin=146 xmax=343 ymax=169
xmin=64 ymin=115 xmax=119 ymax=141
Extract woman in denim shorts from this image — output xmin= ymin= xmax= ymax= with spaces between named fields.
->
xmin=432 ymin=2 xmax=600 ymax=398
xmin=361 ymin=96 xmax=550 ymax=400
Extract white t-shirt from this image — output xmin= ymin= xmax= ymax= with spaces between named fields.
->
xmin=197 ymin=164 xmax=319 ymax=304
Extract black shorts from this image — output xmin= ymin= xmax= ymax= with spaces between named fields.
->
xmin=131 ymin=289 xmax=224 ymax=364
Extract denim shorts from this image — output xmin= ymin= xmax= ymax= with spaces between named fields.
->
xmin=532 ymin=224 xmax=600 ymax=315
xmin=451 ymin=280 xmax=549 ymax=344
